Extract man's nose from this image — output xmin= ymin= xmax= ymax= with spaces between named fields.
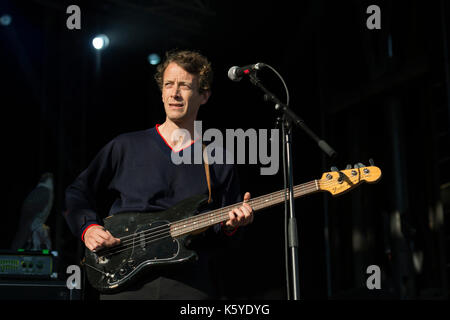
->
xmin=170 ymin=85 xmax=181 ymax=97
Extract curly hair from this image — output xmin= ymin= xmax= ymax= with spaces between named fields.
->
xmin=154 ymin=50 xmax=213 ymax=94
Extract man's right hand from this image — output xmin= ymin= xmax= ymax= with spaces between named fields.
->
xmin=83 ymin=225 xmax=121 ymax=252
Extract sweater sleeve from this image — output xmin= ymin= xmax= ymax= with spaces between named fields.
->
xmin=206 ymin=162 xmax=243 ymax=237
xmin=218 ymin=164 xmax=242 ymax=236
xmin=63 ymin=139 xmax=119 ymax=241
xmin=220 ymin=164 xmax=242 ymax=208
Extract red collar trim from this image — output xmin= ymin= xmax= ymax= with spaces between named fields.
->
xmin=155 ymin=124 xmax=197 ymax=153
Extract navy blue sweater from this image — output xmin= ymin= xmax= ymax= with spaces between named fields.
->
xmin=63 ymin=125 xmax=242 ymax=297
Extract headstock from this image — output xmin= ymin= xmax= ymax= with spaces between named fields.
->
xmin=318 ymin=160 xmax=382 ymax=196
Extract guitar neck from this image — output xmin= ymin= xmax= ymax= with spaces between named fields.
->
xmin=170 ymin=180 xmax=320 ymax=237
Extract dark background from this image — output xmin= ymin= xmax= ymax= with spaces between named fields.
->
xmin=0 ymin=0 xmax=449 ymax=300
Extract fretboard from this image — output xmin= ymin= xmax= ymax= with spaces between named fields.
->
xmin=170 ymin=180 xmax=320 ymax=237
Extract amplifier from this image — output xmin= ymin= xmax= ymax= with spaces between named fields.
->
xmin=0 ymin=279 xmax=82 ymax=300
xmin=0 ymin=250 xmax=57 ymax=279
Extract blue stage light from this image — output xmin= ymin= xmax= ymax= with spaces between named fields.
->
xmin=148 ymin=53 xmax=161 ymax=65
xmin=0 ymin=14 xmax=12 ymax=26
xmin=92 ymin=34 xmax=110 ymax=50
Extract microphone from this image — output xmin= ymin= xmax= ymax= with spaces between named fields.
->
xmin=227 ymin=63 xmax=265 ymax=81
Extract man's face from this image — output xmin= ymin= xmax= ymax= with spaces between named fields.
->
xmin=161 ymin=62 xmax=210 ymax=125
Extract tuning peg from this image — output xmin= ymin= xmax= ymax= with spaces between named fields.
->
xmin=354 ymin=163 xmax=365 ymax=169
xmin=345 ymin=164 xmax=352 ymax=169
xmin=331 ymin=166 xmax=339 ymax=172
xmin=369 ymin=158 xmax=375 ymax=166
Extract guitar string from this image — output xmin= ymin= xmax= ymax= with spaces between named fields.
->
xmin=99 ymin=177 xmax=354 ymax=255
xmin=111 ymin=186 xmax=298 ymax=243
xmin=98 ymin=228 xmax=172 ymax=256
xmin=100 ymin=181 xmax=314 ymax=256
xmin=101 ymin=231 xmax=172 ymax=256
xmin=118 ymin=180 xmax=321 ymax=243
xmin=101 ymin=181 xmax=319 ymax=248
xmin=97 ymin=177 xmax=353 ymax=256
xmin=98 ymin=181 xmax=319 ymax=253
xmin=103 ymin=170 xmax=363 ymax=247
xmin=97 ymin=174 xmax=363 ymax=257
xmin=97 ymin=181 xmax=332 ymax=256
xmin=96 ymin=182 xmax=320 ymax=255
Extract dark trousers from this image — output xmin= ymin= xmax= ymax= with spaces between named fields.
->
xmin=100 ymin=276 xmax=212 ymax=300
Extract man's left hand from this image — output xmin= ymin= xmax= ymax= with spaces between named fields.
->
xmin=224 ymin=192 xmax=254 ymax=230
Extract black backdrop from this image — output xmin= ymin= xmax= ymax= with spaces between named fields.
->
xmin=1 ymin=0 xmax=449 ymax=300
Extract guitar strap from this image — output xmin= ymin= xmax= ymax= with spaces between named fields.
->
xmin=202 ymin=144 xmax=212 ymax=204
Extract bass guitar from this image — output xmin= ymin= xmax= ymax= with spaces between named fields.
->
xmin=83 ymin=163 xmax=382 ymax=293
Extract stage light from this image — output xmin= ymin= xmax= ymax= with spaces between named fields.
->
xmin=92 ymin=34 xmax=110 ymax=50
xmin=148 ymin=53 xmax=161 ymax=65
xmin=0 ymin=14 xmax=12 ymax=26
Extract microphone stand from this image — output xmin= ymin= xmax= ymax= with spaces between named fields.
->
xmin=248 ymin=72 xmax=336 ymax=300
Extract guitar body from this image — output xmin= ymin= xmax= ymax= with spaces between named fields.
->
xmin=84 ymin=194 xmax=209 ymax=293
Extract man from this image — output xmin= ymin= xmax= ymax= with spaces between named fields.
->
xmin=63 ymin=50 xmax=254 ymax=299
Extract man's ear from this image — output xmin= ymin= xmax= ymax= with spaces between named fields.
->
xmin=200 ymin=90 xmax=211 ymax=105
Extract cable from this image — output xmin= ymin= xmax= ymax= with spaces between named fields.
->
xmin=260 ymin=63 xmax=290 ymax=107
